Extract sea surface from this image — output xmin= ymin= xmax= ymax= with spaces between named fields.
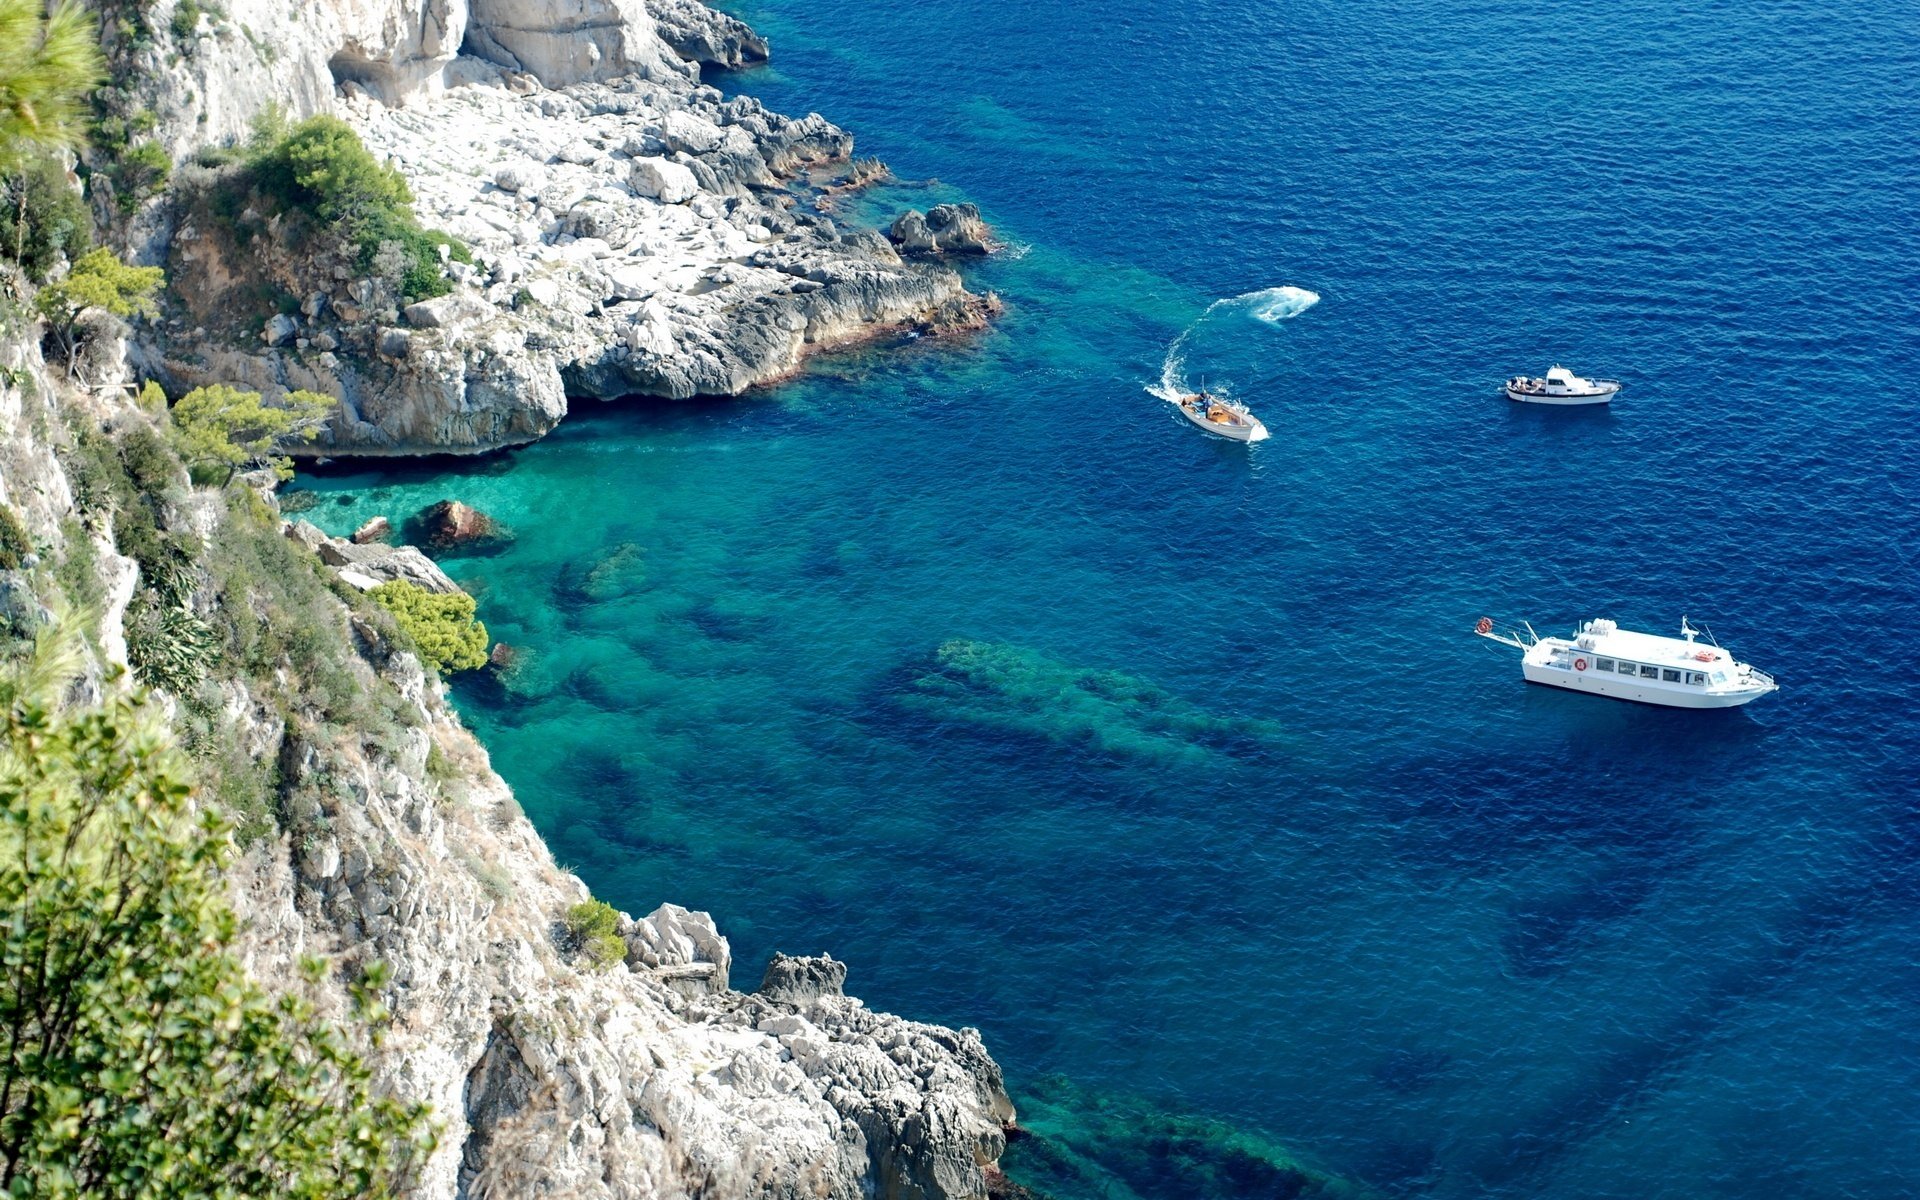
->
xmin=299 ymin=0 xmax=1920 ymax=1194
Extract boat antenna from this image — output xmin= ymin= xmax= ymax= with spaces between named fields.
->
xmin=1681 ymin=615 xmax=1697 ymax=642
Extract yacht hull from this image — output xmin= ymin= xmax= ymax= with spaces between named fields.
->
xmin=1506 ymin=384 xmax=1619 ymax=406
xmin=1520 ymin=660 xmax=1769 ymax=708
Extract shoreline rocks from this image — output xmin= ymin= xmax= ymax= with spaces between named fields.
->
xmin=142 ymin=38 xmax=996 ymax=459
xmin=890 ymin=203 xmax=998 ymax=256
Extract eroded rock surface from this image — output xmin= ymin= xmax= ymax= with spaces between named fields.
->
xmin=135 ymin=0 xmax=991 ymax=457
xmin=891 ymin=203 xmax=998 ymax=256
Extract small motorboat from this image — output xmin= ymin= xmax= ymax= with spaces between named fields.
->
xmin=1505 ymin=365 xmax=1620 ymax=406
xmin=1171 ymin=391 xmax=1268 ymax=442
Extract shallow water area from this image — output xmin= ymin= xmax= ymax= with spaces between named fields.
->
xmin=297 ymin=0 xmax=1920 ymax=1194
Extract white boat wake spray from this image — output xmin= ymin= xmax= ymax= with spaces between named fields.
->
xmin=1147 ymin=287 xmax=1320 ymax=426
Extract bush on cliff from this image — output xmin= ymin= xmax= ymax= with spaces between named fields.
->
xmin=170 ymin=382 xmax=334 ymax=484
xmin=368 ymin=579 xmax=489 ymax=675
xmin=565 ymin=899 xmax=627 ymax=970
xmin=0 ymin=154 xmax=89 ymax=281
xmin=243 ymin=113 xmax=470 ymax=302
xmin=31 ymin=246 xmax=162 ymax=374
xmin=0 ymin=620 xmax=436 ymax=1198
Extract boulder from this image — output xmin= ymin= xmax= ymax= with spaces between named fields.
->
xmin=889 ymin=203 xmax=996 ymax=256
xmin=758 ymin=953 xmax=848 ymax=1005
xmin=337 ymin=545 xmax=463 ymax=595
xmin=416 ymin=499 xmax=510 ymax=554
xmin=376 ymin=327 xmax=413 ymax=359
xmin=625 ymin=903 xmax=732 ymax=995
xmin=262 ymin=312 xmax=298 ymax=346
xmin=628 ymin=156 xmax=698 ymax=205
xmin=661 ymin=110 xmax=726 ymax=155
xmin=351 ymin=516 xmax=393 ymax=544
xmin=403 ymin=293 xmax=491 ymax=330
xmin=492 ymin=159 xmax=546 ymax=193
xmin=606 ymin=265 xmax=654 ymax=301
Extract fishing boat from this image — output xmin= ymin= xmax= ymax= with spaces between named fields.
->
xmin=1170 ymin=391 xmax=1268 ymax=442
xmin=1473 ymin=616 xmax=1777 ymax=709
xmin=1504 ymin=365 xmax=1620 ymax=405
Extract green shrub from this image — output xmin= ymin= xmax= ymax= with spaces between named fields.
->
xmin=564 ymin=899 xmax=626 ymax=969
xmin=367 ymin=580 xmax=488 ymax=675
xmin=0 ymin=619 xmax=437 ymax=1197
xmin=50 ymin=518 xmax=102 ymax=614
xmin=62 ymin=421 xmax=199 ymax=605
xmin=0 ymin=503 xmax=30 ymax=568
xmin=0 ymin=154 xmax=91 ymax=281
xmin=249 ymin=114 xmax=410 ymax=224
xmin=170 ymin=0 xmax=204 ymax=39
xmin=462 ymin=851 xmax=514 ymax=902
xmin=124 ymin=590 xmax=215 ymax=694
xmin=110 ymin=138 xmax=172 ymax=213
xmin=240 ymin=114 xmax=468 ymax=303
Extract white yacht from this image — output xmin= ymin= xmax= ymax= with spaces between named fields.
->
xmin=1505 ymin=365 xmax=1620 ymax=405
xmin=1171 ymin=390 xmax=1269 ymax=442
xmin=1474 ymin=616 xmax=1777 ymax=709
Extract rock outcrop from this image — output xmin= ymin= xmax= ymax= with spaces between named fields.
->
xmin=129 ymin=0 xmax=991 ymax=457
xmin=890 ymin=203 xmax=997 ymax=256
xmin=414 ymin=499 xmax=509 ymax=554
xmin=288 ymin=518 xmax=466 ymax=594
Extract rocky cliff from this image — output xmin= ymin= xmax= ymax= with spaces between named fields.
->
xmin=0 ymin=315 xmax=1016 ymax=1197
xmin=121 ymin=0 xmax=992 ymax=456
xmin=1 ymin=0 xmax=1018 ymax=1195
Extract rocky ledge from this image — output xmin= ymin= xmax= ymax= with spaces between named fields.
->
xmin=145 ymin=21 xmax=994 ymax=457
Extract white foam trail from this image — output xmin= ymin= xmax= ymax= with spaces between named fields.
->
xmin=1245 ymin=285 xmax=1321 ymax=324
xmin=1147 ymin=285 xmax=1319 ymax=403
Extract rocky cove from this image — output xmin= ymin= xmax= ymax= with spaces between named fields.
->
xmin=1 ymin=0 xmax=1024 ymax=1195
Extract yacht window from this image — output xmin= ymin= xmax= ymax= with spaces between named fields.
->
xmin=1688 ymin=672 xmax=1705 ymax=685
xmin=1639 ymin=665 xmax=1659 ymax=678
xmin=1617 ymin=661 xmax=1637 ymax=675
xmin=1596 ymin=658 xmax=1615 ymax=671
xmin=1663 ymin=669 xmax=1682 ymax=682
xmin=1711 ymin=670 xmax=1727 ymax=685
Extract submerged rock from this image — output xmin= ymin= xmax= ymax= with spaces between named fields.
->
xmin=1000 ymin=1074 xmax=1365 ymax=1200
xmin=892 ymin=639 xmax=1284 ymax=765
xmin=415 ymin=499 xmax=511 ymax=554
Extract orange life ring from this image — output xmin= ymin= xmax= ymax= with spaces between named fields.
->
xmin=1574 ymin=658 xmax=1588 ymax=671
xmin=1476 ymin=617 xmax=1493 ymax=635
xmin=1694 ymin=651 xmax=1713 ymax=662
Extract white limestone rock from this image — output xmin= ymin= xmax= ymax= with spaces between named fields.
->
xmin=628 ymin=155 xmax=699 ymax=204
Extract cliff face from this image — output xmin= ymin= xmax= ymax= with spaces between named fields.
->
xmin=2 ymin=1 xmax=1017 ymax=1194
xmin=0 ymin=319 xmax=1015 ymax=1198
xmin=125 ymin=0 xmax=991 ymax=456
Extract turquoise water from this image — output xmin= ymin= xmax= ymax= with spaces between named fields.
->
xmin=300 ymin=0 xmax=1920 ymax=1194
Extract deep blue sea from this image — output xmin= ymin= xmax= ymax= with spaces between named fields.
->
xmin=301 ymin=0 xmax=1920 ymax=1194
